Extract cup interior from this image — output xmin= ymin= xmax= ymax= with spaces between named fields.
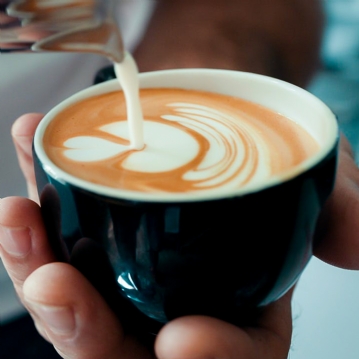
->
xmin=34 ymin=69 xmax=338 ymax=202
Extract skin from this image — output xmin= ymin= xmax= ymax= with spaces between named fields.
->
xmin=2 ymin=0 xmax=358 ymax=358
xmin=134 ymin=0 xmax=324 ymax=87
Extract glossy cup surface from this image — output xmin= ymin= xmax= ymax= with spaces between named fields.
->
xmin=33 ymin=69 xmax=338 ymax=324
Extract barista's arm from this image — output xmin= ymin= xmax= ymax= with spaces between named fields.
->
xmin=134 ymin=0 xmax=324 ymax=87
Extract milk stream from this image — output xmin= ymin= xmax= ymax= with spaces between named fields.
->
xmin=114 ymin=53 xmax=145 ymax=151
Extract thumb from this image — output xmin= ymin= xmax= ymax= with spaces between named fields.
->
xmin=11 ymin=113 xmax=43 ymax=202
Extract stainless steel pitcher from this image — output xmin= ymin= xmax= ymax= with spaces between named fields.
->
xmin=0 ymin=0 xmax=124 ymax=62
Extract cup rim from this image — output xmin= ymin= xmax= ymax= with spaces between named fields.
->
xmin=34 ymin=68 xmax=339 ymax=203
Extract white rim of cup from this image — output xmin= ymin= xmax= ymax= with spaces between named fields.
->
xmin=34 ymin=69 xmax=339 ymax=203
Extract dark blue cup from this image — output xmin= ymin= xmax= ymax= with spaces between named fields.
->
xmin=33 ymin=69 xmax=339 ymax=325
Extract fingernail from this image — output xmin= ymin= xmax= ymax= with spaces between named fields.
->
xmin=0 ymin=226 xmax=32 ymax=257
xmin=27 ymin=302 xmax=76 ymax=336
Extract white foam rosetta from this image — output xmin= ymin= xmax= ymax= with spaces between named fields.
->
xmin=63 ymin=102 xmax=271 ymax=190
xmin=163 ymin=103 xmax=269 ymax=188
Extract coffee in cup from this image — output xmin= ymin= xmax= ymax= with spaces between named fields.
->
xmin=42 ymin=88 xmax=320 ymax=196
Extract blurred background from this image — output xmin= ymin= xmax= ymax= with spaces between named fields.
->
xmin=1 ymin=0 xmax=359 ymax=358
xmin=291 ymin=1 xmax=359 ymax=358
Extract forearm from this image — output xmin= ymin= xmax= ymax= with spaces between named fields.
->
xmin=133 ymin=0 xmax=324 ymax=87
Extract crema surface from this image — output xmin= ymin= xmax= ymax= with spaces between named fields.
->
xmin=44 ymin=88 xmax=319 ymax=193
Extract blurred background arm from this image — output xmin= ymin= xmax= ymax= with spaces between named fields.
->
xmin=134 ymin=0 xmax=324 ymax=87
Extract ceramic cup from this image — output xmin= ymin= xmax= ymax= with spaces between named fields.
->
xmin=33 ymin=69 xmax=339 ymax=325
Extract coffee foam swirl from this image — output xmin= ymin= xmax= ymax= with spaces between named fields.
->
xmin=161 ymin=102 xmax=267 ymax=188
xmin=44 ymin=89 xmax=319 ymax=194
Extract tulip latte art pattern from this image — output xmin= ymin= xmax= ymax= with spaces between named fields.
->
xmin=44 ymin=89 xmax=319 ymax=193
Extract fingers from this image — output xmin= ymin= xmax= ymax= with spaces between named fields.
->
xmin=155 ymin=290 xmax=293 ymax=359
xmin=314 ymin=136 xmax=359 ymax=269
xmin=23 ymin=263 xmax=153 ymax=359
xmin=0 ymin=196 xmax=152 ymax=359
xmin=0 ymin=197 xmax=57 ymax=298
xmin=12 ymin=113 xmax=44 ymax=202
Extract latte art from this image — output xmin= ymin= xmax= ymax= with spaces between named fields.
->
xmin=43 ymin=88 xmax=319 ymax=193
